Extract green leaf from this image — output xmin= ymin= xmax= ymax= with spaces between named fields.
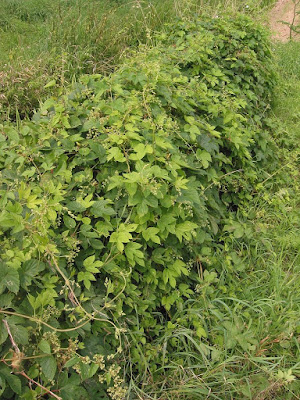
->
xmin=175 ymin=221 xmax=198 ymax=242
xmin=172 ymin=259 xmax=189 ymax=276
xmin=223 ymin=221 xmax=245 ymax=238
xmin=47 ymin=208 xmax=57 ymax=221
xmin=136 ymin=199 xmax=149 ymax=216
xmin=44 ymin=79 xmax=56 ymax=88
xmin=20 ymin=259 xmax=45 ymax=289
xmin=66 ymin=201 xmax=86 ymax=212
xmin=6 ymin=202 xmax=22 ymax=214
xmin=125 ymin=242 xmax=145 ymax=266
xmin=5 ymin=127 xmax=19 ymax=143
xmin=4 ymin=373 xmax=21 ymax=394
xmin=64 ymin=356 xmax=80 ymax=368
xmin=62 ymin=116 xmax=71 ymax=129
xmin=0 ymin=367 xmax=21 ymax=394
xmin=89 ymin=239 xmax=104 ymax=250
xmin=60 ymin=384 xmax=88 ymax=400
xmin=39 ymin=339 xmax=51 ymax=354
xmin=0 ymin=376 xmax=5 ymax=397
xmin=196 ymin=150 xmax=212 ymax=168
xmin=169 ymin=275 xmax=176 ymax=288
xmin=90 ymin=143 xmax=106 ymax=160
xmin=0 ymin=211 xmax=24 ymax=233
xmin=79 ymin=362 xmax=99 ymax=380
xmin=142 ymin=227 xmax=161 ymax=244
xmin=107 ymin=175 xmax=124 ymax=191
xmin=157 ymin=214 xmax=176 ymax=234
xmin=83 ymin=255 xmax=103 ymax=271
xmin=129 ymin=143 xmax=153 ymax=160
xmin=95 ymin=221 xmax=113 ymax=237
xmin=40 ymin=356 xmax=57 ymax=381
xmin=0 ymin=322 xmax=8 ymax=345
xmin=107 ymin=147 xmax=126 ymax=162
xmin=234 ymin=226 xmax=244 ymax=239
xmin=91 ymin=199 xmax=115 ymax=217
xmin=125 ymin=182 xmax=138 ymax=197
xmin=109 ymin=223 xmax=137 ymax=252
xmin=9 ymin=324 xmax=29 ymax=345
xmin=88 ymin=363 xmax=99 ymax=378
xmin=83 ymin=255 xmax=95 ymax=268
xmin=63 ymin=215 xmax=76 ymax=229
xmin=0 ymin=263 xmax=19 ymax=294
xmin=0 ymin=293 xmax=13 ymax=308
xmin=78 ymin=271 xmax=96 ymax=283
xmin=162 ymin=269 xmax=170 ymax=284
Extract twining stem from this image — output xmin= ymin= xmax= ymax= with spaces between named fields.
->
xmin=45 ymin=250 xmax=119 ymax=328
xmin=0 ymin=309 xmax=92 ymax=333
xmin=45 ymin=250 xmax=123 ymax=350
xmin=0 ymin=249 xmax=123 ymax=351
xmin=19 ymin=371 xmax=62 ymax=400
xmin=2 ymin=320 xmax=20 ymax=354
xmin=2 ymin=320 xmax=62 ymax=400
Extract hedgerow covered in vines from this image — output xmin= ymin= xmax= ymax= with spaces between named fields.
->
xmin=0 ymin=15 xmax=276 ymax=399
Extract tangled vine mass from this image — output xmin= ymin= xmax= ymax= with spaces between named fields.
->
xmin=0 ymin=15 xmax=276 ymax=399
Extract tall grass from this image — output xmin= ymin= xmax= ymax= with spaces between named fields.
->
xmin=1 ymin=2 xmax=298 ymax=399
xmin=124 ymin=40 xmax=300 ymax=399
xmin=0 ymin=0 xmax=274 ymax=120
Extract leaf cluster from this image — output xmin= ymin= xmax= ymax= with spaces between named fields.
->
xmin=0 ymin=14 xmax=276 ymax=398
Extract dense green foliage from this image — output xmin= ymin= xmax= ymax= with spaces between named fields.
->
xmin=0 ymin=14 xmax=284 ymax=399
xmin=0 ymin=0 xmax=272 ymax=121
xmin=0 ymin=0 xmax=200 ymax=119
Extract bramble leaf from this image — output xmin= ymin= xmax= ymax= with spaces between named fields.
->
xmin=40 ymin=356 xmax=57 ymax=381
xmin=0 ymin=263 xmax=19 ymax=294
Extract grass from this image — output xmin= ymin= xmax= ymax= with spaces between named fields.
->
xmin=124 ymin=40 xmax=300 ymax=399
xmin=0 ymin=0 xmax=273 ymax=121
xmin=1 ymin=1 xmax=299 ymax=399
xmin=0 ymin=0 xmax=204 ymax=119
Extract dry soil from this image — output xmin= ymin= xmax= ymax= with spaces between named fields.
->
xmin=268 ymin=0 xmax=300 ymax=41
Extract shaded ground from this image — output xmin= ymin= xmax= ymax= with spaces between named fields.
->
xmin=269 ymin=0 xmax=300 ymax=41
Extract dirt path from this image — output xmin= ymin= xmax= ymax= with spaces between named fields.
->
xmin=268 ymin=0 xmax=300 ymax=41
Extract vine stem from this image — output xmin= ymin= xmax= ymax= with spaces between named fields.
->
xmin=45 ymin=249 xmax=124 ymax=350
xmin=2 ymin=320 xmax=62 ymax=400
xmin=2 ymin=320 xmax=20 ymax=354
xmin=45 ymin=250 xmax=119 ymax=329
xmin=203 ymin=169 xmax=243 ymax=193
xmin=0 ymin=310 xmax=92 ymax=333
xmin=0 ymin=249 xmax=124 ymax=348
xmin=18 ymin=371 xmax=62 ymax=400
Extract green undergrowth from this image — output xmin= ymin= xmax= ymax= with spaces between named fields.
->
xmin=132 ymin=41 xmax=300 ymax=399
xmin=0 ymin=0 xmax=273 ymax=121
xmin=0 ymin=14 xmax=288 ymax=399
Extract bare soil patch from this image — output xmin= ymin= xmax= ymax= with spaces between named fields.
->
xmin=268 ymin=0 xmax=300 ymax=41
